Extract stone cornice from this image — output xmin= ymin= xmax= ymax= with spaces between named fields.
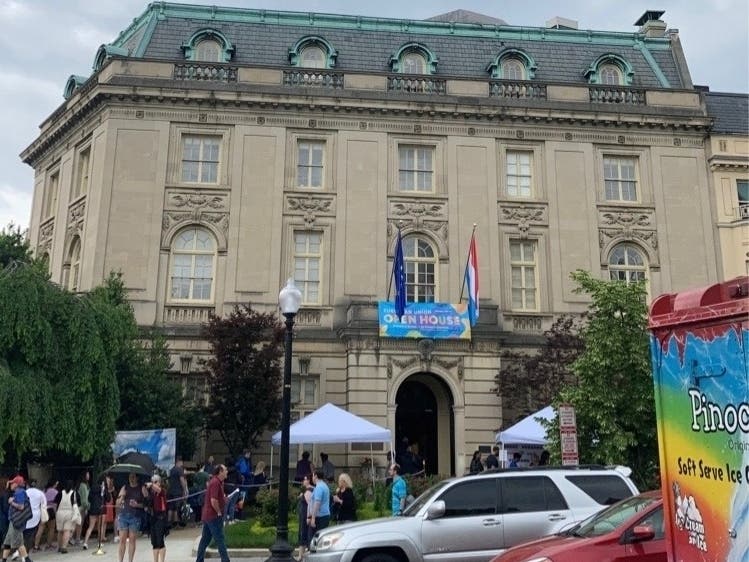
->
xmin=708 ymin=154 xmax=749 ymax=171
xmin=22 ymin=80 xmax=710 ymax=166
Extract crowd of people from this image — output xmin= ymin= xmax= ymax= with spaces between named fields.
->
xmin=468 ymin=446 xmax=551 ymax=473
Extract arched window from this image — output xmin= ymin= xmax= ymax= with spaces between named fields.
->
xmin=502 ymin=58 xmax=525 ymax=80
xmin=600 ymin=64 xmax=622 ymax=85
xmin=402 ymin=52 xmax=427 ymax=75
xmin=403 ymin=235 xmax=437 ymax=303
xmin=608 ymin=243 xmax=646 ymax=283
xmin=169 ymin=227 xmax=216 ymax=302
xmin=67 ymin=237 xmax=82 ymax=292
xmin=300 ymin=45 xmax=326 ymax=68
xmin=195 ymin=39 xmax=221 ymax=62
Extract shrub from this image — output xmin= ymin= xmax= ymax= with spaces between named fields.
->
xmin=255 ymin=485 xmax=297 ymax=527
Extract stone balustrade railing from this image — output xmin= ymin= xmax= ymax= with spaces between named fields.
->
xmin=589 ymin=86 xmax=646 ymax=105
xmin=173 ymin=63 xmax=238 ymax=82
xmin=490 ymin=81 xmax=547 ymax=99
xmin=283 ymin=70 xmax=344 ymax=89
xmin=388 ymin=75 xmax=447 ymax=95
xmin=163 ymin=305 xmax=214 ymax=324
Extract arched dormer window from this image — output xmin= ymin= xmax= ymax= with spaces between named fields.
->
xmin=181 ymin=29 xmax=235 ymax=63
xmin=289 ymin=36 xmax=338 ymax=69
xmin=390 ymin=43 xmax=438 ymax=75
xmin=169 ymin=226 xmax=217 ymax=302
xmin=92 ymin=44 xmax=129 ymax=72
xmin=608 ymin=243 xmax=647 ymax=284
xmin=486 ymin=49 xmax=537 ymax=80
xmin=63 ymin=75 xmax=88 ymax=100
xmin=584 ymin=54 xmax=634 ymax=85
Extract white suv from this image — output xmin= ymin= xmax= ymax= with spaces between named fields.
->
xmin=307 ymin=465 xmax=638 ymax=562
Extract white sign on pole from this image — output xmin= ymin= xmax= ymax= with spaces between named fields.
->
xmin=558 ymin=404 xmax=579 ymax=466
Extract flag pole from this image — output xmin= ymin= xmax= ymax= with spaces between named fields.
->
xmin=458 ymin=224 xmax=478 ymax=302
xmin=386 ymin=228 xmax=398 ymax=300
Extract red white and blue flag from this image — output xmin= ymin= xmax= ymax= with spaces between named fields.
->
xmin=464 ymin=232 xmax=479 ymax=326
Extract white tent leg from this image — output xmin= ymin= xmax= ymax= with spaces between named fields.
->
xmin=270 ymin=446 xmax=274 ymax=480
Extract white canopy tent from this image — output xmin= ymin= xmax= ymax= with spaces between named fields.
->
xmin=270 ymin=403 xmax=392 ymax=484
xmin=496 ymin=405 xmax=555 ymax=445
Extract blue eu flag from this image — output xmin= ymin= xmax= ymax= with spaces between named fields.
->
xmin=393 ymin=229 xmax=407 ymax=320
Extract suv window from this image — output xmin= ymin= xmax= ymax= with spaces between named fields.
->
xmin=438 ymin=479 xmax=497 ymax=518
xmin=500 ymin=476 xmax=567 ymax=513
xmin=565 ymin=475 xmax=633 ymax=505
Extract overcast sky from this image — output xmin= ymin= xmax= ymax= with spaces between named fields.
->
xmin=1 ymin=0 xmax=747 ymax=230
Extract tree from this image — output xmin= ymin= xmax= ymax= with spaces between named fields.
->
xmin=203 ymin=305 xmax=284 ymax=458
xmin=116 ymin=333 xmax=204 ymax=459
xmin=0 ymin=224 xmax=31 ymax=269
xmin=495 ymin=316 xmax=584 ymax=420
xmin=545 ymin=270 xmax=657 ymax=489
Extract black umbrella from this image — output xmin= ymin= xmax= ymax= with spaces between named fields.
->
xmin=99 ymin=463 xmax=151 ymax=478
xmin=116 ymin=451 xmax=157 ymax=474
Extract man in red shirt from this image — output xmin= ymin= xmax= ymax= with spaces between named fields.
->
xmin=194 ymin=465 xmax=229 ymax=562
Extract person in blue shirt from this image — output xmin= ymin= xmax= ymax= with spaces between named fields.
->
xmin=389 ymin=464 xmax=407 ymax=516
xmin=235 ymin=450 xmax=252 ymax=485
xmin=307 ymin=470 xmax=331 ymax=532
xmin=509 ymin=452 xmax=522 ymax=468
xmin=2 ymin=476 xmax=32 ymax=562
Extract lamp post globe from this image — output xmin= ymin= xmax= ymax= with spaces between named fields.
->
xmin=267 ymin=278 xmax=302 ymax=562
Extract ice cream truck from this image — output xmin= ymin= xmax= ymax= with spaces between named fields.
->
xmin=648 ymin=276 xmax=748 ymax=562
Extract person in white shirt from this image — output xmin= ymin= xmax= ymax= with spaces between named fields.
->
xmin=15 ymin=480 xmax=47 ymax=558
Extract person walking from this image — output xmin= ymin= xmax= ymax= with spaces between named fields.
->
xmin=72 ymin=472 xmax=90 ymax=547
xmin=0 ymin=477 xmax=9 ymax=553
xmin=235 ymin=450 xmax=252 ymax=489
xmin=485 ymin=446 xmax=500 ymax=470
xmin=2 ymin=476 xmax=32 ymax=562
xmin=23 ymin=481 xmax=45 ymax=553
xmin=389 ymin=464 xmax=407 ymax=516
xmin=332 ymin=473 xmax=356 ymax=523
xmin=167 ymin=457 xmax=188 ymax=529
xmin=82 ymin=476 xmax=104 ymax=550
xmin=307 ymin=470 xmax=331 ymax=533
xmin=146 ymin=475 xmax=168 ymax=562
xmin=54 ymin=480 xmax=80 ymax=554
xmin=41 ymin=481 xmax=58 ymax=550
xmin=469 ymin=450 xmax=485 ymax=474
xmin=116 ymin=473 xmax=147 ymax=562
xmin=296 ymin=476 xmax=313 ymax=560
xmin=194 ymin=465 xmax=230 ymax=562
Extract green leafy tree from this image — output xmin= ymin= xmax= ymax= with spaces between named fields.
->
xmin=495 ymin=316 xmax=584 ymax=421
xmin=545 ymin=270 xmax=657 ymax=489
xmin=116 ymin=333 xmax=204 ymax=459
xmin=203 ymin=305 xmax=284 ymax=458
xmin=0 ymin=224 xmax=32 ymax=269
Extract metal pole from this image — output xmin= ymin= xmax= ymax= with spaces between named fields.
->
xmin=266 ymin=313 xmax=295 ymax=562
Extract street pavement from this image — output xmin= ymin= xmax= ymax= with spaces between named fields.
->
xmin=22 ymin=526 xmax=285 ymax=562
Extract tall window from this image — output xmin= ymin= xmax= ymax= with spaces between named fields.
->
xmin=67 ymin=237 xmax=82 ymax=292
xmin=603 ymin=157 xmax=638 ymax=202
xmin=600 ymin=64 xmax=622 ymax=85
xmin=506 ymin=151 xmax=533 ymax=197
xmin=398 ymin=145 xmax=434 ymax=192
xmin=169 ymin=227 xmax=216 ymax=301
xmin=294 ymin=232 xmax=322 ymax=305
xmin=403 ymin=235 xmax=436 ymax=303
xmin=608 ymin=243 xmax=646 ymax=283
xmin=502 ymin=58 xmax=525 ymax=80
xmin=300 ymin=45 xmax=325 ymax=68
xmin=738 ymin=179 xmax=749 ymax=219
xmin=181 ymin=135 xmax=220 ymax=183
xmin=291 ymin=375 xmax=318 ymax=408
xmin=43 ymin=171 xmax=59 ymax=219
xmin=297 ymin=141 xmax=324 ymax=188
xmin=195 ymin=39 xmax=221 ymax=62
xmin=73 ymin=146 xmax=91 ymax=199
xmin=510 ymin=240 xmax=537 ymax=311
xmin=402 ymin=52 xmax=426 ymax=74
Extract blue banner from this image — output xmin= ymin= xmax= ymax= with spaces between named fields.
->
xmin=378 ymin=301 xmax=471 ymax=339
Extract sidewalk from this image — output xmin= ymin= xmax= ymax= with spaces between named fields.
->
xmin=23 ymin=526 xmax=277 ymax=562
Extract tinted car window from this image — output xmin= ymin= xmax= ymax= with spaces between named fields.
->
xmin=438 ymin=479 xmax=497 ymax=518
xmin=500 ymin=476 xmax=567 ymax=513
xmin=565 ymin=475 xmax=633 ymax=505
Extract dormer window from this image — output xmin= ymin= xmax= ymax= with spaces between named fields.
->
xmin=390 ymin=43 xmax=438 ymax=75
xmin=289 ymin=37 xmax=338 ymax=69
xmin=487 ymin=49 xmax=537 ymax=80
xmin=585 ymin=54 xmax=634 ymax=85
xmin=181 ymin=29 xmax=235 ymax=63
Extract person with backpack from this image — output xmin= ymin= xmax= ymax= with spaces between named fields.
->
xmin=1 ymin=475 xmax=32 ymax=562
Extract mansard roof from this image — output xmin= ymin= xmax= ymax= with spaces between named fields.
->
xmin=705 ymin=92 xmax=749 ymax=135
xmin=101 ymin=2 xmax=688 ymax=89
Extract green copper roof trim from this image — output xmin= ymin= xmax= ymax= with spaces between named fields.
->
xmin=634 ymin=41 xmax=671 ymax=87
xmin=182 ymin=29 xmax=236 ymax=62
xmin=289 ymin=36 xmax=338 ymax=68
xmin=486 ymin=48 xmax=537 ymax=79
xmin=120 ymin=2 xmax=673 ymax=50
xmin=390 ymin=43 xmax=439 ymax=74
xmin=63 ymin=75 xmax=88 ymax=100
xmin=110 ymin=5 xmax=155 ymax=51
xmin=93 ymin=45 xmax=129 ymax=71
xmin=133 ymin=9 xmax=160 ymax=57
xmin=584 ymin=53 xmax=635 ymax=85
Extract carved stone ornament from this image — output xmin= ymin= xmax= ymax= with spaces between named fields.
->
xmin=286 ymin=195 xmax=335 ymax=226
xmin=599 ymin=209 xmax=652 ymax=228
xmin=389 ymin=200 xmax=447 ymax=223
xmin=499 ymin=203 xmax=548 ymax=239
xmin=168 ymin=193 xmax=226 ymax=210
xmin=387 ymin=219 xmax=448 ymax=252
xmin=433 ymin=356 xmax=465 ymax=379
xmin=38 ymin=219 xmax=54 ymax=253
xmin=67 ymin=199 xmax=86 ymax=230
xmin=161 ymin=210 xmax=229 ymax=250
xmin=597 ymin=205 xmax=659 ymax=265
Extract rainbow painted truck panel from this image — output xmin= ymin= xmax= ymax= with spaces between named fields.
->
xmin=649 ymin=277 xmax=749 ymax=562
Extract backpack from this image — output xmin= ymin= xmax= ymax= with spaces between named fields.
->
xmin=10 ymin=499 xmax=32 ymax=530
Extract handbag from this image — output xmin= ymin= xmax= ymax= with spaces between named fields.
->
xmin=41 ymin=506 xmax=49 ymax=524
xmin=71 ymin=491 xmax=82 ymax=526
xmin=10 ymin=499 xmax=32 ymax=530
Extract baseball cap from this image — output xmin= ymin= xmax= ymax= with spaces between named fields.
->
xmin=9 ymin=475 xmax=25 ymax=486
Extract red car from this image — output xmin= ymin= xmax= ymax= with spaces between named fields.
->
xmin=491 ymin=490 xmax=665 ymax=562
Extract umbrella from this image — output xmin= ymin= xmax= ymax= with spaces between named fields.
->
xmin=99 ymin=463 xmax=151 ymax=478
xmin=116 ymin=451 xmax=157 ymax=474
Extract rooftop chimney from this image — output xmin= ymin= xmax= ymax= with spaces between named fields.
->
xmin=546 ymin=16 xmax=578 ymax=30
xmin=635 ymin=10 xmax=666 ymax=37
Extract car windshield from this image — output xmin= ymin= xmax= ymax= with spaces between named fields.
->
xmin=573 ymin=495 xmax=658 ymax=538
xmin=401 ymin=480 xmax=452 ymax=516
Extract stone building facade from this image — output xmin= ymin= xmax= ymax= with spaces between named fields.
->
xmin=22 ymin=4 xmax=722 ymax=475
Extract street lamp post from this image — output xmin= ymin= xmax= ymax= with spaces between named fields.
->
xmin=267 ymin=278 xmax=302 ymax=562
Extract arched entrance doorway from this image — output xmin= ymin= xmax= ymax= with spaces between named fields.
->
xmin=395 ymin=373 xmax=454 ymax=476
